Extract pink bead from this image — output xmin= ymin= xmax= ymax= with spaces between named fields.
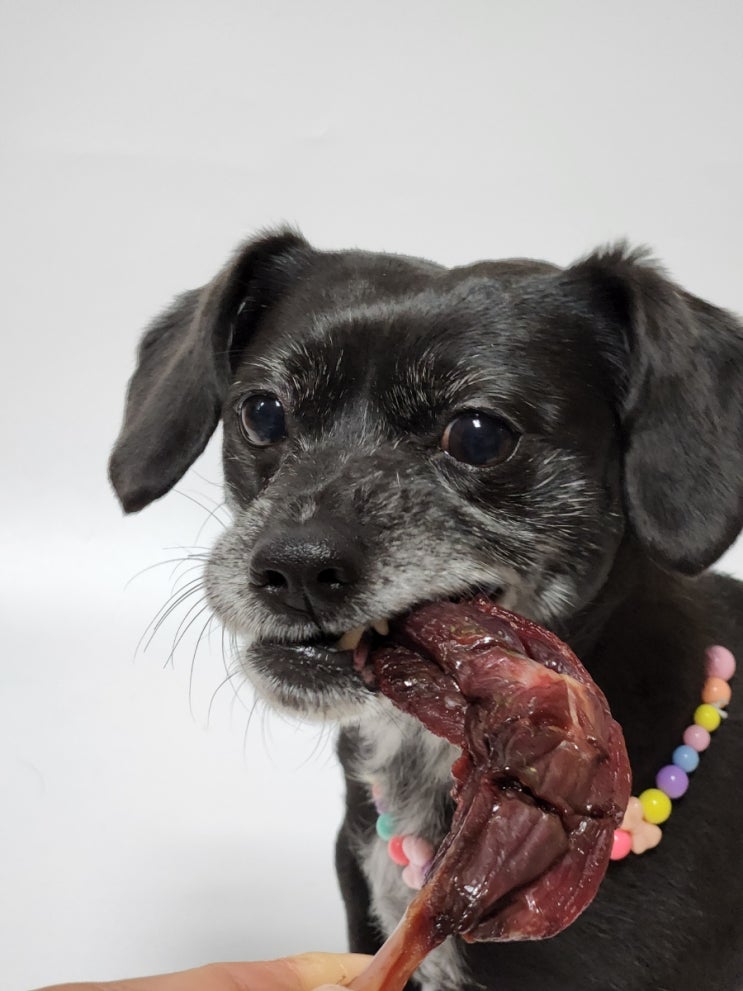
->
xmin=683 ymin=724 xmax=711 ymax=751
xmin=702 ymin=677 xmax=732 ymax=706
xmin=705 ymin=645 xmax=736 ymax=682
xmin=371 ymin=783 xmax=389 ymax=814
xmin=610 ymin=829 xmax=632 ymax=861
xmin=388 ymin=836 xmax=409 ymax=866
xmin=401 ymin=864 xmax=426 ymax=889
xmin=401 ymin=835 xmax=435 ymax=868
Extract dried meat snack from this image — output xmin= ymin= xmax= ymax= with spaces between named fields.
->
xmin=349 ymin=597 xmax=631 ymax=991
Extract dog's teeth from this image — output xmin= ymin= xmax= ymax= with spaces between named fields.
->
xmin=337 ymin=619 xmax=390 ymax=651
xmin=337 ymin=626 xmax=366 ymax=651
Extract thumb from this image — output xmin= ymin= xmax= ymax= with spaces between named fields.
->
xmin=275 ymin=952 xmax=372 ymax=989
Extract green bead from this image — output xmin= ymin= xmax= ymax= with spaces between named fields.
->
xmin=376 ymin=812 xmax=396 ymax=840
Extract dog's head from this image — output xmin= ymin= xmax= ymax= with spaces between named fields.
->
xmin=110 ymin=229 xmax=743 ymax=720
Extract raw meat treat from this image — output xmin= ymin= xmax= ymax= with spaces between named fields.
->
xmin=350 ymin=597 xmax=631 ymax=991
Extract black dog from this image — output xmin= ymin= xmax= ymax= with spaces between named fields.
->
xmin=110 ymin=230 xmax=743 ymax=990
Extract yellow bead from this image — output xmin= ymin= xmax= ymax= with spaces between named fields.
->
xmin=694 ymin=703 xmax=722 ymax=732
xmin=639 ymin=788 xmax=672 ymax=825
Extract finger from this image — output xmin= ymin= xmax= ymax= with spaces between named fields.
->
xmin=221 ymin=953 xmax=371 ymax=991
xmin=35 ymin=953 xmax=373 ymax=991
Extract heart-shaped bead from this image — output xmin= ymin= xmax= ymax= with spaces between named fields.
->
xmin=630 ymin=820 xmax=663 ymax=854
xmin=620 ymin=796 xmax=663 ymax=854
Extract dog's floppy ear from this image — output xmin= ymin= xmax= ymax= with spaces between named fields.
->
xmin=563 ymin=245 xmax=743 ymax=575
xmin=109 ymin=228 xmax=310 ymax=513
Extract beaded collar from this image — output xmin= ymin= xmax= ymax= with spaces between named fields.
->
xmin=370 ymin=645 xmax=736 ymax=889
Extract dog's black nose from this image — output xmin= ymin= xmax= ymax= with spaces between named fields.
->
xmin=249 ymin=520 xmax=362 ymax=614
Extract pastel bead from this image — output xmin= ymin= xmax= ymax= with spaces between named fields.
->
xmin=672 ymin=745 xmax=700 ymax=773
xmin=401 ymin=863 xmax=426 ymax=889
xmin=694 ymin=703 xmax=722 ymax=732
xmin=656 ymin=764 xmax=690 ymax=798
xmin=620 ymin=796 xmax=644 ymax=832
xmin=630 ymin=820 xmax=663 ymax=854
xmin=371 ymin=783 xmax=389 ymax=814
xmin=639 ymin=788 xmax=672 ymax=825
xmin=683 ymin=724 xmax=711 ymax=751
xmin=610 ymin=829 xmax=632 ymax=860
xmin=705 ymin=645 xmax=736 ymax=681
xmin=702 ymin=677 xmax=732 ymax=707
xmin=401 ymin=835 xmax=435 ymax=868
xmin=388 ymin=835 xmax=409 ymax=866
xmin=376 ymin=813 xmax=396 ymax=841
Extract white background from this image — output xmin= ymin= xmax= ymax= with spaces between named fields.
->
xmin=2 ymin=2 xmax=743 ymax=989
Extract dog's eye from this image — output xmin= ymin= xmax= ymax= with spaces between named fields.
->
xmin=239 ymin=394 xmax=287 ymax=447
xmin=441 ymin=412 xmax=518 ymax=466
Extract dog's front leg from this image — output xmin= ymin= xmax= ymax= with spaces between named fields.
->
xmin=335 ymin=815 xmax=383 ymax=955
xmin=336 ymin=729 xmax=386 ymax=956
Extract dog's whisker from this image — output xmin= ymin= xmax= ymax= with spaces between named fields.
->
xmin=300 ymin=734 xmax=324 ymax=770
xmin=124 ymin=554 xmax=207 ymax=590
xmin=220 ymin=624 xmax=229 ymax=676
xmin=136 ymin=588 xmax=200 ymax=660
xmin=173 ymin=489 xmax=229 ymax=531
xmin=148 ymin=579 xmax=206 ymax=637
xmin=182 ymin=604 xmax=217 ymax=713
xmin=168 ymin=560 xmax=207 ymax=593
xmin=241 ymin=692 xmax=265 ymax=764
xmin=215 ymin=627 xmax=258 ymax=721
xmin=186 ymin=485 xmax=231 ymax=518
xmin=207 ymin=665 xmax=242 ymax=728
xmin=192 ymin=469 xmax=224 ymax=490
xmin=165 ymin=597 xmax=210 ymax=669
xmin=221 ymin=624 xmax=241 ymax=689
xmin=301 ymin=720 xmax=337 ymax=770
xmin=139 ymin=580 xmax=205 ymax=656
xmin=195 ymin=499 xmax=230 ymax=543
xmin=163 ymin=544 xmax=212 ymax=559
xmin=259 ymin=703 xmax=278 ymax=763
xmin=186 ymin=613 xmax=219 ymax=718
xmin=147 ymin=573 xmax=205 ymax=612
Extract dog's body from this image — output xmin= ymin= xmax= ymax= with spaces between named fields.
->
xmin=110 ymin=231 xmax=743 ymax=990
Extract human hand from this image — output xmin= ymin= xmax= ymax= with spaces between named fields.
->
xmin=35 ymin=951 xmax=373 ymax=991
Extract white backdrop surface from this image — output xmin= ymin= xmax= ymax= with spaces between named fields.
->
xmin=1 ymin=2 xmax=742 ymax=988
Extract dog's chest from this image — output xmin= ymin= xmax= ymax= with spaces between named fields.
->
xmin=354 ymin=708 xmax=474 ymax=990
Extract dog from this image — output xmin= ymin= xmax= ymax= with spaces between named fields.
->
xmin=109 ymin=229 xmax=743 ymax=990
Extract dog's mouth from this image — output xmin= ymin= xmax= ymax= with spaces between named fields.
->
xmin=242 ymin=587 xmax=507 ymax=715
xmin=252 ymin=620 xmax=390 ymax=670
xmin=346 ymin=587 xmax=510 ymax=680
xmin=255 ymin=588 xmax=508 ymax=684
